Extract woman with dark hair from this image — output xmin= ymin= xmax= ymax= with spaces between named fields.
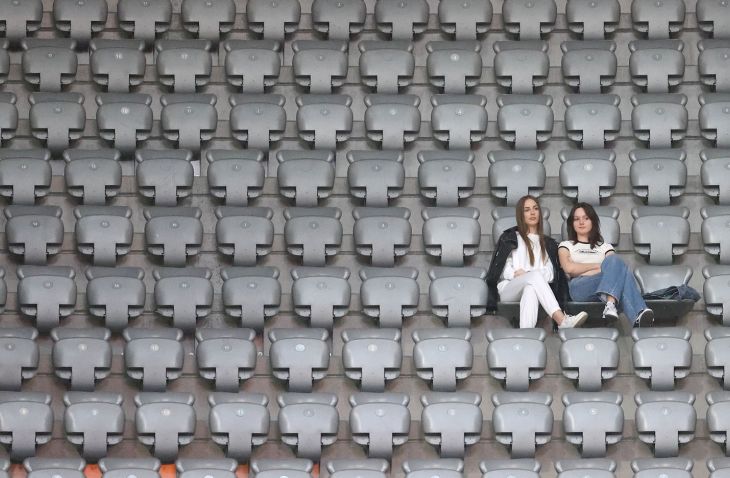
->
xmin=486 ymin=195 xmax=588 ymax=329
xmin=558 ymin=202 xmax=654 ymax=327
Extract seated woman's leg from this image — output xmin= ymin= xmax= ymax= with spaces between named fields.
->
xmin=595 ymin=254 xmax=630 ymax=301
xmin=617 ymin=266 xmax=649 ymax=323
xmin=568 ymin=274 xmax=603 ymax=302
xmin=521 ymin=271 xmax=562 ymax=318
xmin=519 ymin=285 xmax=539 ymax=328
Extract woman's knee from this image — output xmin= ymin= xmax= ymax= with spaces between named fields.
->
xmin=602 ymin=254 xmax=627 ymax=270
xmin=523 ymin=271 xmax=549 ymax=286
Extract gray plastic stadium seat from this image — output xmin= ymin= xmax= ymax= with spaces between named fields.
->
xmin=207 ymin=150 xmax=266 ymax=206
xmin=292 ymin=40 xmax=347 ymax=93
xmin=0 ymin=42 xmax=7 ymax=86
xmin=426 ymin=41 xmax=482 ymax=94
xmin=705 ymin=326 xmax=730 ymax=388
xmin=487 ymin=328 xmax=547 ymax=391
xmin=143 ymin=207 xmax=203 ymax=267
xmin=562 ymin=392 xmax=624 ymax=457
xmin=0 ymin=268 xmax=6 ymax=313
xmin=629 ymin=40 xmax=685 ymax=92
xmin=698 ymin=0 xmax=730 ymax=38
xmin=17 ymin=266 xmax=76 ymax=333
xmin=153 ymin=268 xmax=213 ymax=332
xmin=487 ymin=150 xmax=546 ymax=205
xmin=702 ymin=207 xmax=730 ymax=263
xmin=63 ymin=149 xmax=122 ymax=205
xmin=29 ymin=92 xmax=85 ymax=156
xmin=497 ymin=94 xmax=554 ymax=149
xmin=421 ymin=392 xmax=482 ymax=458
xmin=347 ymin=151 xmax=405 ymax=207
xmin=699 ymin=40 xmax=730 ymax=92
xmin=632 ymin=327 xmax=692 ymax=390
xmin=86 ymin=267 xmax=145 ymax=333
xmin=417 ymin=151 xmax=475 ymax=207
xmin=429 ymin=267 xmax=487 ymax=327
xmin=229 ymin=94 xmax=286 ymax=152
xmin=160 ymin=94 xmax=218 ymax=153
xmin=221 ymin=267 xmax=281 ymax=331
xmin=353 ymin=207 xmax=412 ymax=266
xmin=342 ymin=329 xmax=402 ymax=392
xmin=74 ymin=206 xmax=133 ymax=266
xmin=358 ymin=41 xmax=415 ymax=93
xmin=216 ymin=207 xmax=274 ymax=266
xmin=296 ymin=95 xmax=352 ymax=150
xmin=635 ymin=392 xmax=696 ymax=457
xmin=566 ymin=0 xmax=619 ymax=39
xmin=631 ymin=459 xmax=693 ymax=478
xmin=326 ymin=460 xmax=388 ymax=478
xmin=117 ymin=0 xmax=172 ymax=45
xmin=176 ymin=459 xmax=237 ymax=478
xmin=631 ymin=206 xmax=690 ymax=264
xmin=559 ymin=150 xmax=617 ymax=204
xmin=559 ymin=328 xmax=620 ymax=391
xmin=707 ymin=391 xmax=730 ymax=454
xmin=632 ymin=0 xmax=685 ymax=38
xmin=631 ymin=94 xmax=688 ymax=148
xmin=181 ymin=0 xmax=235 ymax=41
xmin=208 ymin=393 xmax=270 ymax=461
xmin=374 ymin=0 xmax=428 ymax=39
xmin=430 ymin=94 xmax=487 ymax=149
xmin=555 ymin=460 xmax=617 ymax=478
xmin=195 ymin=328 xmax=256 ymax=392
xmin=349 ymin=393 xmax=410 ymax=459
xmin=0 ymin=93 xmax=16 ymax=145
xmin=0 ymin=392 xmax=52 ymax=460
xmin=63 ymin=392 xmax=124 ymax=461
xmin=422 ymin=207 xmax=480 ymax=266
xmin=24 ymin=458 xmax=85 ymax=478
xmin=564 ymin=94 xmax=620 ymax=148
xmin=492 ymin=392 xmax=553 ymax=458
xmin=561 ymin=41 xmax=618 ymax=93
xmin=701 ymin=149 xmax=730 ymax=204
xmin=277 ymin=150 xmax=335 ymax=206
xmin=223 ymin=40 xmax=281 ymax=93
xmin=413 ymin=328 xmax=473 ymax=391
xmin=291 ymin=267 xmax=350 ymax=329
xmin=629 ymin=149 xmax=687 ymax=206
xmin=705 ymin=267 xmax=730 ymax=327
xmin=284 ymin=207 xmax=342 ymax=266
xmin=53 ymin=0 xmax=107 ymax=45
xmin=269 ymin=328 xmax=330 ymax=392
xmin=22 ymin=39 xmax=77 ymax=92
xmin=481 ymin=460 xmax=541 ymax=478
xmin=134 ymin=392 xmax=195 ymax=462
xmin=251 ymin=460 xmax=313 ymax=478
xmin=0 ymin=0 xmax=42 ymax=44
xmin=709 ymin=458 xmax=730 ymax=478
xmin=89 ymin=40 xmax=146 ymax=93
xmin=51 ymin=327 xmax=111 ymax=391
xmin=123 ymin=327 xmax=183 ymax=391
xmin=98 ymin=458 xmax=161 ymax=478
xmin=364 ymin=94 xmax=421 ymax=149
xmin=278 ymin=393 xmax=338 ymax=459
xmin=700 ymin=94 xmax=730 ymax=147
xmin=360 ymin=267 xmax=419 ymax=328
xmin=502 ymin=0 xmax=556 ymax=39
xmin=247 ymin=0 xmax=300 ymax=40
xmin=493 ymin=41 xmax=548 ymax=94
xmin=5 ymin=206 xmax=63 ymax=265
xmin=311 ymin=0 xmax=366 ymax=40
xmin=96 ymin=94 xmax=152 ymax=155
xmin=635 ymin=265 xmax=694 ymax=321
xmin=439 ymin=0 xmax=491 ymax=39
xmin=0 ymin=149 xmax=51 ymax=205
xmin=0 ymin=328 xmax=38 ymax=391
xmin=403 ymin=460 xmax=464 ymax=478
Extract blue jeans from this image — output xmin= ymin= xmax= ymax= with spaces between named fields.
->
xmin=568 ymin=254 xmax=648 ymax=325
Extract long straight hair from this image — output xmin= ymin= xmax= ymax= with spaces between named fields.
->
xmin=515 ymin=195 xmax=547 ymax=266
xmin=567 ymin=202 xmax=604 ymax=248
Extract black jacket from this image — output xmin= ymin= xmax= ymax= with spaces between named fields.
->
xmin=485 ymin=226 xmax=569 ymax=314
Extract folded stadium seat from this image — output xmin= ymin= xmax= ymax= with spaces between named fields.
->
xmin=0 ymin=268 xmax=6 ymax=312
xmin=326 ymin=460 xmax=389 ymax=478
xmin=497 ymin=94 xmax=554 ymax=149
xmin=195 ymin=328 xmax=257 ymax=392
xmin=206 ymin=150 xmax=266 ymax=206
xmin=0 ymin=392 xmax=52 ymax=460
xmin=53 ymin=0 xmax=107 ymax=46
xmin=426 ymin=41 xmax=482 ymax=94
xmin=221 ymin=266 xmax=281 ymax=331
xmin=634 ymin=265 xmax=695 ymax=321
xmin=5 ymin=206 xmax=63 ymax=265
xmin=160 ymin=94 xmax=218 ymax=153
xmin=246 ymin=0 xmax=300 ymax=40
xmin=268 ymin=328 xmax=330 ymax=392
xmin=74 ymin=206 xmax=133 ymax=266
xmin=492 ymin=392 xmax=553 ymax=458
xmin=417 ymin=151 xmax=475 ymax=207
xmin=487 ymin=328 xmax=547 ymax=391
xmin=134 ymin=392 xmax=196 ymax=462
xmin=86 ymin=267 xmax=146 ymax=332
xmin=558 ymin=329 xmax=620 ymax=391
xmin=24 ymin=458 xmax=85 ymax=478
xmin=17 ymin=266 xmax=76 ymax=333
xmin=502 ymin=0 xmax=556 ymax=39
xmin=284 ymin=208 xmax=342 ymax=266
xmin=493 ymin=41 xmax=549 ymax=94
xmin=98 ymin=459 xmax=161 ymax=478
xmin=632 ymin=0 xmax=685 ymax=38
xmin=438 ymin=0 xmax=491 ymax=39
xmin=374 ymin=0 xmax=428 ymax=40
xmin=296 ymin=94 xmax=352 ymax=150
xmin=705 ymin=326 xmax=730 ymax=388
xmin=632 ymin=206 xmax=690 ymax=264
xmin=251 ymin=460 xmax=313 ymax=478
xmin=566 ymin=0 xmax=619 ymax=39
xmin=554 ymin=459 xmax=617 ymax=478
xmin=0 ymin=0 xmax=42 ymax=45
xmin=123 ymin=328 xmax=183 ymax=392
xmin=63 ymin=149 xmax=122 ymax=206
xmin=561 ymin=41 xmax=618 ymax=94
xmin=117 ymin=0 xmax=171 ymax=45
xmin=698 ymin=0 xmax=730 ymax=38
xmin=277 ymin=150 xmax=335 ymax=206
xmin=354 ymin=207 xmax=412 ymax=266
xmin=708 ymin=459 xmax=730 ymax=477
xmin=562 ymin=392 xmax=624 ymax=457
xmin=311 ymin=0 xmax=366 ymax=40
xmin=702 ymin=149 xmax=730 ymax=204
xmin=430 ymin=95 xmax=488 ymax=149
xmin=564 ymin=94 xmax=621 ymax=148
xmin=349 ymin=393 xmax=410 ymax=459
xmin=215 ymin=207 xmax=274 ymax=265
xmin=277 ymin=393 xmax=338 ymax=459
xmin=629 ymin=40 xmax=685 ymax=93
xmin=422 ymin=207 xmax=480 ymax=267
xmin=631 ymin=459 xmax=693 ymax=478
xmin=631 ymin=94 xmax=688 ymax=149
xmin=492 ymin=206 xmax=552 ymax=246
xmin=480 ymin=460 xmax=541 ymax=478
xmin=223 ymin=40 xmax=281 ymax=93
xmin=358 ymin=41 xmax=415 ymax=93
xmin=702 ymin=207 xmax=730 ymax=263
xmin=421 ymin=392 xmax=482 ymax=458
xmin=699 ymin=40 xmax=730 ymax=92
xmin=635 ymin=392 xmax=696 ymax=457
xmin=632 ymin=327 xmax=692 ymax=390
xmin=21 ymin=39 xmax=77 ymax=92
xmin=29 ymin=92 xmax=85 ymax=156
xmin=292 ymin=40 xmax=347 ymax=93
xmin=413 ymin=328 xmax=473 ymax=391
xmin=429 ymin=267 xmax=487 ymax=327
xmin=347 ymin=151 xmax=405 ymax=207
xmin=51 ymin=327 xmax=111 ymax=391
xmin=487 ymin=151 xmax=546 ymax=205
xmin=402 ymin=460 xmax=463 ymax=478
xmin=63 ymin=392 xmax=124 ymax=461
xmin=0 ymin=328 xmax=38 ymax=391
xmin=342 ymin=329 xmax=402 ymax=392
xmin=559 ymin=150 xmax=617 ymax=205
xmin=153 ymin=268 xmax=213 ymax=332
xmin=143 ymin=207 xmax=203 ymax=267
xmin=208 ymin=392 xmax=270 ymax=461
xmin=229 ymin=94 xmax=286 ymax=152
xmin=707 ymin=391 xmax=730 ymax=454
xmin=291 ymin=266 xmax=350 ymax=329
xmin=0 ymin=41 xmax=7 ymax=83
xmin=364 ymin=94 xmax=421 ymax=149
xmin=89 ymin=40 xmax=146 ymax=93
xmin=96 ymin=94 xmax=152 ymax=155
xmin=181 ymin=0 xmax=235 ymax=42
xmin=176 ymin=460 xmax=237 ymax=478
xmin=705 ymin=267 xmax=730 ymax=327
xmin=360 ymin=267 xmax=419 ymax=328
xmin=0 ymin=149 xmax=51 ymax=205
xmin=700 ymin=94 xmax=730 ymax=147
xmin=0 ymin=93 xmax=16 ymax=145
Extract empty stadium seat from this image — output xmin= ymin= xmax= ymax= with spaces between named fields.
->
xmin=635 ymin=392 xmax=696 ymax=457
xmin=631 ymin=94 xmax=688 ymax=148
xmin=24 ymin=458 xmax=85 ymax=478
xmin=705 ymin=326 xmax=730 ymax=389
xmin=0 ymin=328 xmax=38 ymax=391
xmin=0 ymin=93 xmax=16 ymax=145
xmin=358 ymin=41 xmax=415 ymax=93
xmin=700 ymin=94 xmax=730 ymax=147
xmin=98 ymin=458 xmax=161 ymax=478
xmin=153 ymin=267 xmax=213 ymax=332
xmin=0 ymin=0 xmax=42 ymax=44
xmin=278 ymin=393 xmax=338 ymax=459
xmin=223 ymin=40 xmax=281 ymax=93
xmin=208 ymin=392 xmax=270 ymax=461
xmin=347 ymin=151 xmax=405 ymax=207
xmin=561 ymin=41 xmax=617 ymax=93
xmin=292 ymin=40 xmax=347 ymax=93
xmin=412 ymin=328 xmax=473 ymax=391
xmin=374 ymin=0 xmax=428 ymax=40
xmin=559 ymin=328 xmax=620 ymax=391
xmin=17 ymin=266 xmax=76 ymax=333
xmin=707 ymin=391 xmax=730 ymax=454
xmin=631 ymin=459 xmax=693 ymax=478
xmin=29 ymin=92 xmax=85 ymax=156
xmin=342 ymin=329 xmax=402 ymax=392
xmin=63 ymin=149 xmax=122 ymax=205
xmin=181 ymin=0 xmax=235 ymax=41
xmin=421 ymin=392 xmax=482 ymax=458
xmin=206 ymin=149 xmax=266 ymax=206
xmin=349 ymin=393 xmax=410 ymax=459
xmin=215 ymin=207 xmax=274 ymax=266
xmin=632 ymin=327 xmax=692 ymax=390
xmin=123 ymin=328 xmax=184 ymax=391
xmin=354 ymin=207 xmax=412 ymax=266
xmin=247 ymin=0 xmax=300 ymax=40
xmin=22 ymin=39 xmax=77 ymax=92
xmin=430 ymin=95 xmax=487 ymax=149
xmin=268 ymin=328 xmax=330 ymax=392
xmin=284 ymin=208 xmax=343 ymax=266
xmin=492 ymin=392 xmax=553 ymax=458
xmin=53 ymin=0 xmax=106 ymax=44
xmin=494 ymin=41 xmax=548 ymax=94
xmin=487 ymin=328 xmax=547 ymax=391
xmin=554 ymin=459 xmax=616 ymax=478
xmin=0 ymin=149 xmax=51 ymax=205
xmin=250 ymin=460 xmax=313 ymax=478
xmin=422 ymin=207 xmax=480 ymax=266
xmin=96 ymin=94 xmax=152 ymax=155
xmin=134 ymin=392 xmax=195 ymax=462
xmin=0 ymin=391 xmax=52 ymax=460
xmin=74 ymin=206 xmax=133 ymax=266
xmin=296 ymin=95 xmax=352 ymax=150
xmin=291 ymin=267 xmax=350 ymax=329
xmin=487 ymin=150 xmax=546 ymax=205
xmin=117 ymin=0 xmax=172 ymax=45
xmin=629 ymin=40 xmax=685 ymax=92
xmin=63 ymin=392 xmax=124 ymax=461
xmin=160 ymin=94 xmax=218 ymax=153
xmin=558 ymin=150 xmax=617 ymax=205
xmin=89 ymin=40 xmax=146 ymax=93
xmin=564 ymin=94 xmax=621 ymax=148
xmin=326 ymin=460 xmax=389 ymax=478
xmin=311 ymin=0 xmax=365 ymax=40
xmin=417 ymin=151 xmax=475 ymax=207
xmin=230 ymin=94 xmax=286 ymax=153
xmin=176 ymin=459 xmax=237 ymax=478
xmin=502 ymin=0 xmax=556 ymax=39
xmin=497 ymin=94 xmax=554 ymax=149
xmin=631 ymin=206 xmax=690 ymax=264
xmin=364 ymin=94 xmax=421 ymax=149
xmin=427 ymin=41 xmax=482 ymax=93
xmin=481 ymin=460 xmax=541 ymax=478
xmin=86 ymin=267 xmax=145 ymax=332
xmin=699 ymin=40 xmax=730 ymax=92
xmin=5 ymin=206 xmax=63 ymax=265
xmin=562 ymin=392 xmax=623 ymax=457
xmin=566 ymin=0 xmax=619 ymax=38
xmin=51 ymin=327 xmax=111 ymax=391
xmin=277 ymin=150 xmax=335 ymax=206
xmin=195 ymin=328 xmax=257 ymax=392
xmin=403 ymin=460 xmax=463 ymax=478
xmin=429 ymin=267 xmax=487 ymax=327
xmin=702 ymin=149 xmax=730 ymax=204
xmin=221 ymin=266 xmax=281 ymax=331
xmin=360 ymin=267 xmax=419 ymax=328
xmin=629 ymin=149 xmax=687 ymax=206
xmin=143 ymin=207 xmax=203 ymax=267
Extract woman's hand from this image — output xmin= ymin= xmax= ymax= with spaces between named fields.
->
xmin=514 ymin=269 xmax=526 ymax=277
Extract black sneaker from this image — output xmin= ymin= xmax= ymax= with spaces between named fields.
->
xmin=633 ymin=309 xmax=655 ymax=328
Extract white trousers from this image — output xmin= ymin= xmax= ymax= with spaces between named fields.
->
xmin=498 ymin=271 xmax=561 ymax=328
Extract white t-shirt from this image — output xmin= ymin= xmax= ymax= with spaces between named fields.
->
xmin=558 ymin=240 xmax=614 ymax=264
xmin=497 ymin=233 xmax=554 ymax=293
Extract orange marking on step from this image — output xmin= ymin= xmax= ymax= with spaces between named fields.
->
xmin=235 ymin=464 xmax=249 ymax=478
xmin=84 ymin=465 xmax=102 ymax=478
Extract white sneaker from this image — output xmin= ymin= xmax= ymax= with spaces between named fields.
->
xmin=602 ymin=301 xmax=619 ymax=321
xmin=559 ymin=311 xmax=589 ymax=329
xmin=633 ymin=308 xmax=655 ymax=328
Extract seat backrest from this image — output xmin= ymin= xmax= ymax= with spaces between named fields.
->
xmin=412 ymin=328 xmax=473 ymax=391
xmin=221 ymin=266 xmax=281 ymax=331
xmin=291 ymin=267 xmax=350 ymax=329
xmin=195 ymin=328 xmax=257 ymax=392
xmin=359 ymin=267 xmax=419 ymax=328
xmin=420 ymin=392 xmax=482 ymax=458
xmin=268 ymin=328 xmax=330 ymax=392
xmin=341 ymin=329 xmax=402 ymax=392
xmin=63 ymin=392 xmax=124 ymax=461
xmin=277 ymin=393 xmax=338 ymax=459
xmin=562 ymin=392 xmax=624 ymax=458
xmin=134 ymin=392 xmax=196 ymax=462
xmin=634 ymin=392 xmax=696 ymax=457
xmin=631 ymin=327 xmax=692 ymax=391
xmin=51 ymin=327 xmax=111 ymax=391
xmin=208 ymin=393 xmax=270 ymax=461
xmin=153 ymin=268 xmax=213 ymax=332
xmin=349 ymin=393 xmax=410 ymax=459
xmin=492 ymin=392 xmax=553 ymax=458
xmin=486 ymin=328 xmax=547 ymax=391
xmin=123 ymin=327 xmax=184 ymax=392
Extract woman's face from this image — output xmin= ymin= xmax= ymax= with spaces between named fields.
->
xmin=572 ymin=207 xmax=593 ymax=237
xmin=522 ymin=198 xmax=541 ymax=229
